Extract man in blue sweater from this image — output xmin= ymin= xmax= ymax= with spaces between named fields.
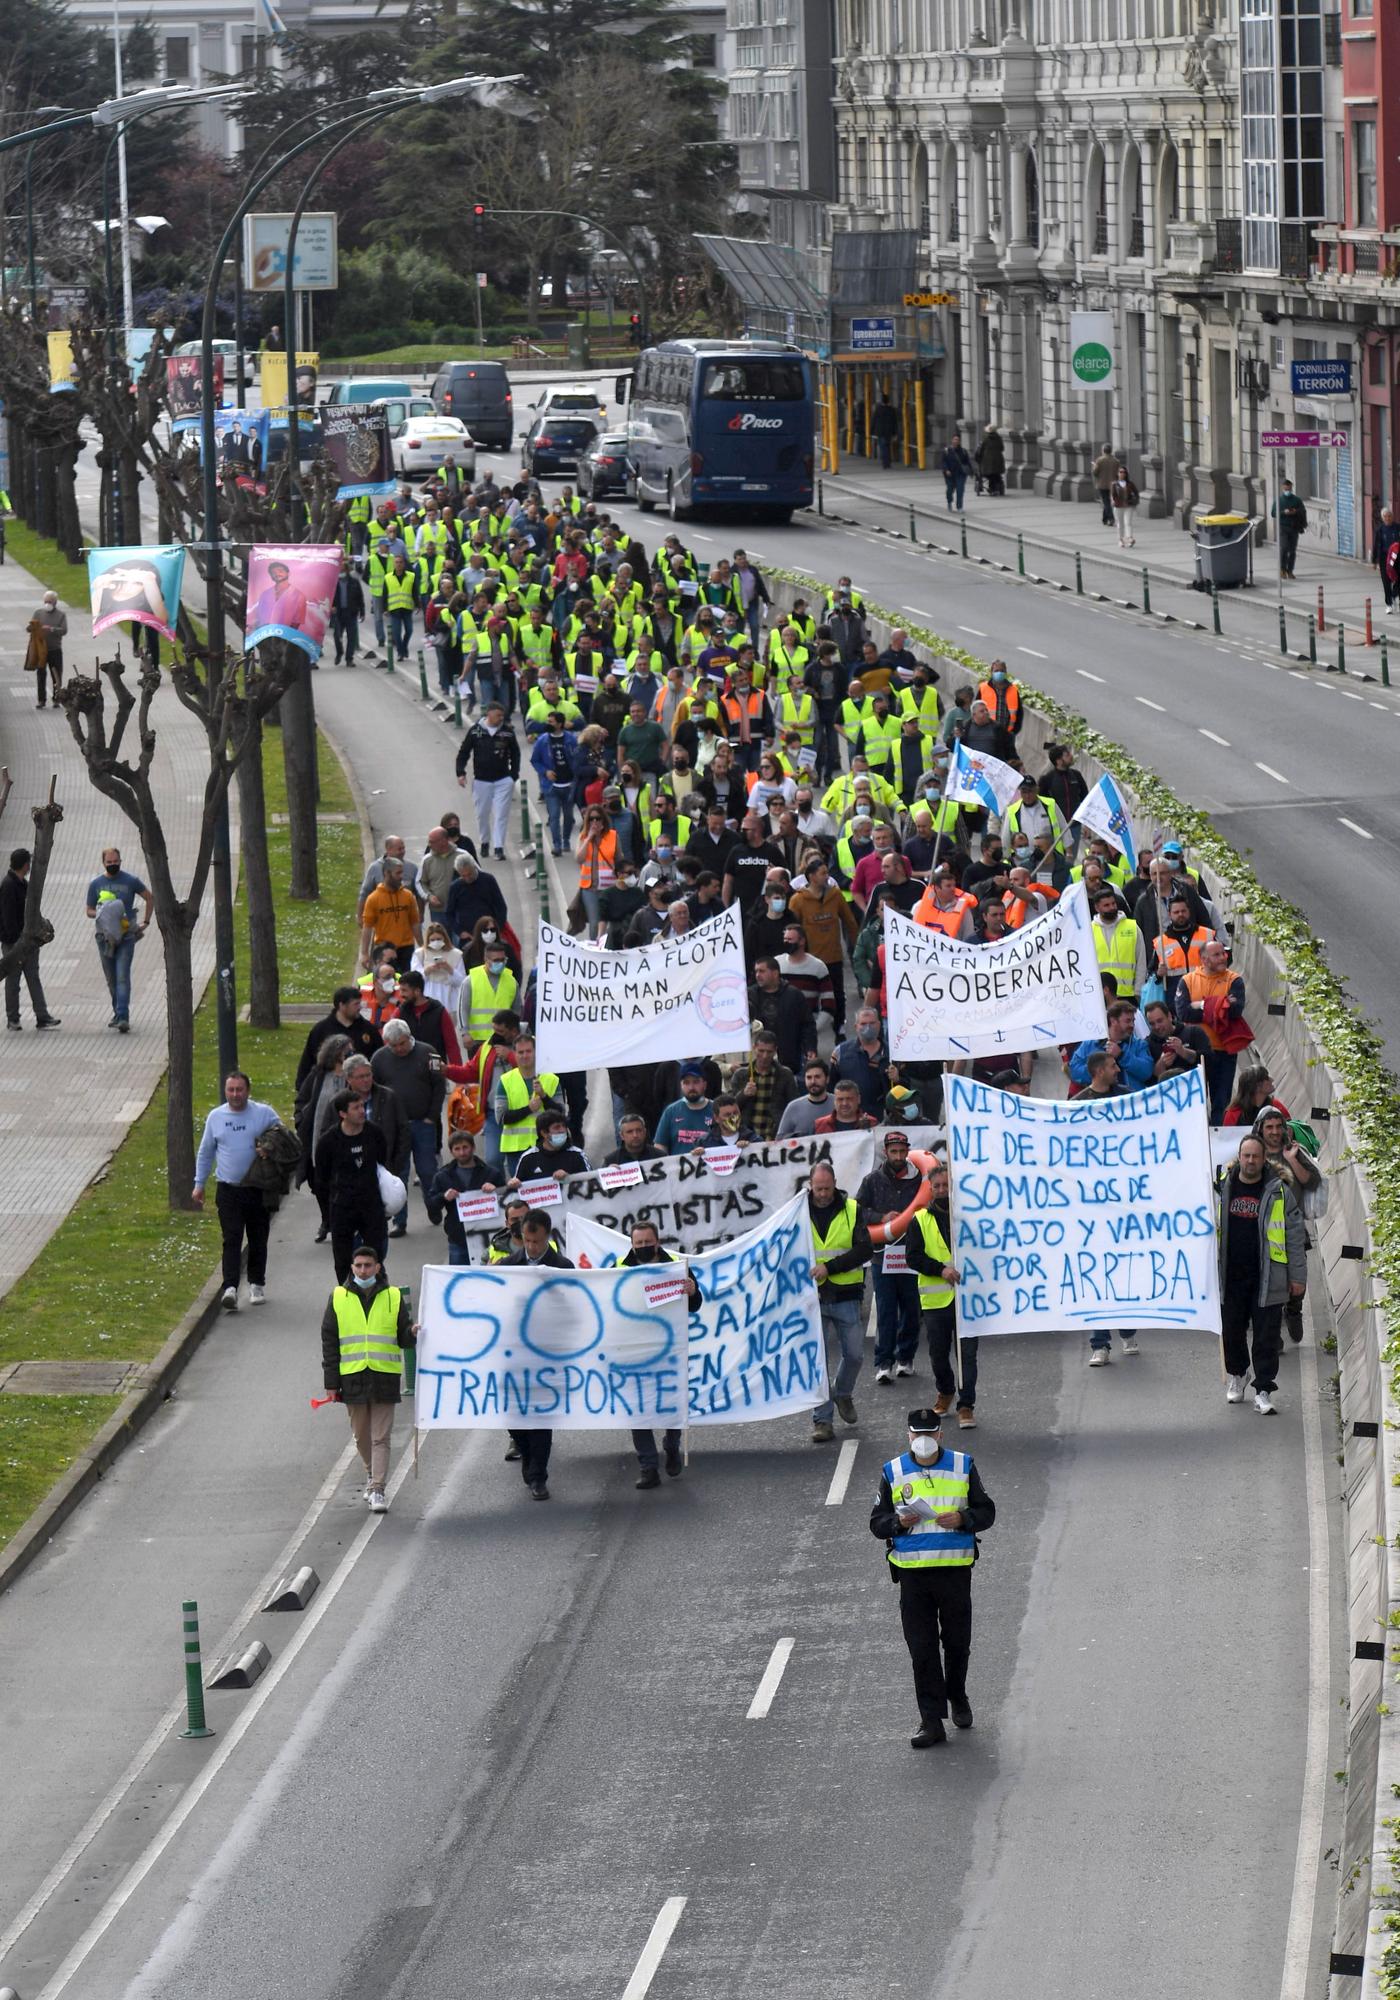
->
xmin=193 ymin=1070 xmax=283 ymax=1311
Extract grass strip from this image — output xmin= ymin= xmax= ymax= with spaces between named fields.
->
xmin=0 ymin=1396 xmax=121 ymax=1550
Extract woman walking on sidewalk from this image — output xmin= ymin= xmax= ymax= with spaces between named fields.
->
xmin=1110 ymin=463 xmax=1139 ymax=548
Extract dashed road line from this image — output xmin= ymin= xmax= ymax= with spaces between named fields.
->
xmin=1136 ymin=697 xmax=1165 ymax=712
xmin=1076 ymin=669 xmax=1105 ymax=683
xmin=824 ymin=1440 xmax=858 ymax=1506
xmin=621 ymin=1898 xmax=688 ymax=2000
xmin=1199 ymin=729 xmax=1231 ymax=746
xmin=746 ymin=1638 xmax=796 ymax=1720
xmin=1018 ymin=645 xmax=1047 ymax=658
xmin=958 ymin=624 xmax=987 ymax=637
xmin=1255 ymin=762 xmax=1290 ymax=784
xmin=1338 ymin=817 xmax=1374 ymax=840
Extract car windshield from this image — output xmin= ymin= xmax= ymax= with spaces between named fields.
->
xmin=544 ymin=421 xmax=597 ymax=439
xmin=552 ymin=394 xmax=599 ymax=409
xmin=594 ymin=435 xmax=629 ymax=450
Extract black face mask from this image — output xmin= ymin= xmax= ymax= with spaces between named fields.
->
xmin=632 ymin=1245 xmax=659 ymax=1262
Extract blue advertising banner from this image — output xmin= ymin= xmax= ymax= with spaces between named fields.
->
xmin=87 ymin=543 xmax=186 ymax=642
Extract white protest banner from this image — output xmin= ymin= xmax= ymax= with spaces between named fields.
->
xmin=453 ymin=1189 xmax=500 ymax=1227
xmin=516 ymin=1176 xmax=564 ymax=1210
xmin=415 ymin=1261 xmax=689 ymax=1430
xmin=566 ymin=1193 xmax=827 ymax=1425
xmin=885 ymin=885 xmax=1108 ymax=1061
xmin=946 ymin=1069 xmax=1220 ymax=1336
xmin=533 ymin=909 xmax=751 ymax=1072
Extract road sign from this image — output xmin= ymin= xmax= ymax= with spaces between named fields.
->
xmin=1261 ymin=430 xmax=1347 ymax=448
xmin=243 ymin=212 xmax=339 ymax=293
xmin=1290 ymin=359 xmax=1352 ymax=397
xmin=850 ymin=316 xmax=896 ymax=351
xmin=904 ymin=290 xmax=957 ymax=307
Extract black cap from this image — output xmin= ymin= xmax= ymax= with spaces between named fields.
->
xmin=907 ymin=1407 xmax=943 ymax=1433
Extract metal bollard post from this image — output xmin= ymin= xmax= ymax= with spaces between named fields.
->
xmin=1366 ymin=596 xmax=1375 ymax=646
xmin=1211 ymin=583 xmax=1222 ymax=635
xmin=1307 ymin=613 xmax=1317 ymax=666
xmin=1075 ymin=550 xmax=1084 ymax=595
xmin=1017 ymin=532 xmax=1025 ymax=577
xmin=1337 ymin=622 xmax=1347 ymax=675
xmin=417 ymin=650 xmax=429 ymax=700
xmin=1382 ymin=632 xmax=1391 ymax=687
xmin=909 ymin=502 xmax=917 ymax=543
xmin=534 ymin=845 xmax=552 ymax=925
xmin=1317 ymin=584 xmax=1326 ymax=634
xmin=960 ymin=515 xmax=968 ymax=559
xmin=1141 ymin=567 xmax=1151 ymax=616
xmin=520 ymin=786 xmax=530 ymax=843
xmin=180 ymin=1601 xmax=215 ymax=1739
xmin=453 ymin=682 xmax=462 ymax=728
xmin=1278 ymin=602 xmax=1288 ymax=655
xmin=817 ymin=478 xmax=825 ymax=518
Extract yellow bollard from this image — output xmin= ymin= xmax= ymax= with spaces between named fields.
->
xmin=914 ymin=378 xmax=927 ymax=470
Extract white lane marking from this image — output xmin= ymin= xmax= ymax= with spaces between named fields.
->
xmin=1076 ymin=668 xmax=1105 ymax=683
xmin=1216 ymin=647 xmax=1231 ymax=655
xmin=1018 ymin=645 xmax=1047 ymax=658
xmin=1371 ymin=701 xmax=1389 ymax=710
xmin=1136 ymin=697 xmax=1166 ymax=712
xmin=824 ymin=1439 xmax=858 ymax=1507
xmin=746 ymin=1637 xmax=796 ymax=1720
xmin=1290 ymin=670 xmax=1309 ymax=679
xmin=1338 ymin=817 xmax=1374 ymax=840
xmin=39 ymin=1442 xmax=416 ymax=1998
xmin=1340 ymin=690 xmax=1364 ymax=701
xmin=903 ymin=606 xmax=939 ymax=621
xmin=1256 ymin=762 xmax=1290 ymax=784
xmin=1275 ymin=1311 xmax=1332 ymax=2000
xmin=622 ymin=1897 xmax=688 ymax=2000
xmin=1199 ymin=729 xmax=1231 ymax=746
xmin=688 ymin=531 xmax=715 ymax=543
xmin=0 ymin=1439 xmax=358 ymax=1968
xmin=1261 ymin=660 xmax=1281 ymax=670
xmin=957 ymin=624 xmax=987 ymax=637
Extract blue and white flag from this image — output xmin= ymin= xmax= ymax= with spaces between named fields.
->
xmin=947 ymin=738 xmax=1022 ymax=815
xmin=1072 ymin=772 xmax=1137 ymax=867
xmin=257 ymin=0 xmax=290 ymax=40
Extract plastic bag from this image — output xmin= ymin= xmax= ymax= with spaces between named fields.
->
xmin=377 ymin=1165 xmax=407 ymax=1216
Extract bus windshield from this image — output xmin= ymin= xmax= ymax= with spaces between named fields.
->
xmin=699 ymin=358 xmax=807 ymax=402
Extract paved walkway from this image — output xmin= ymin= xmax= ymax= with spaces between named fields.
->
xmin=821 ymin=458 xmax=1390 ymax=663
xmin=0 ymin=551 xmax=216 ymax=1298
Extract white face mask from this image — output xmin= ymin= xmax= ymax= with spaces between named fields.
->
xmin=910 ymin=1434 xmax=940 ymax=1462
xmin=352 ymin=1272 xmax=378 ymax=1290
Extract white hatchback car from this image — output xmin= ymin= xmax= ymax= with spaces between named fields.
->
xmin=370 ymin=397 xmax=478 ymax=477
xmin=527 ymin=382 xmax=609 ymax=430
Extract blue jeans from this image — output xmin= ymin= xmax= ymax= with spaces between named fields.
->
xmin=388 ymin=608 xmax=413 ymax=661
xmin=371 ymin=598 xmax=386 ymax=648
xmin=631 ymin=1427 xmax=682 ymax=1469
xmin=395 ymin=1117 xmax=441 ymax=1226
xmin=98 ymin=933 xmax=137 ymax=1023
xmin=925 ymin=1305 xmax=979 ymax=1406
xmin=813 ymin=1294 xmax=865 ymax=1424
xmin=542 ymin=783 xmax=576 ymax=851
xmin=945 ymin=471 xmax=967 ymax=511
xmin=872 ymin=1270 xmax=921 ymax=1369
xmin=447 ymin=1241 xmax=471 ymax=1266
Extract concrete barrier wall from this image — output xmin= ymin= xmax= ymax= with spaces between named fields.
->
xmin=765 ymin=574 xmax=1393 ymax=1984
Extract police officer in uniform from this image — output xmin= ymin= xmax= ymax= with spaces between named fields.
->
xmin=869 ymin=1406 xmax=996 ymax=1747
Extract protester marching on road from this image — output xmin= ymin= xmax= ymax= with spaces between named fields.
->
xmin=807 ymin=1161 xmax=873 ymax=1444
xmin=504 ymin=1213 xmax=573 ymax=1499
xmin=320 ymin=1244 xmax=415 ymax=1512
xmin=456 ymin=701 xmax=521 ymax=860
xmin=1216 ymin=1134 xmax=1307 ymax=1414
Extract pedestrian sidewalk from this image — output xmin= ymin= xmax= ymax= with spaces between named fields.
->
xmin=0 ymin=550 xmax=217 ymax=1298
xmin=822 ymin=459 xmax=1391 ymax=660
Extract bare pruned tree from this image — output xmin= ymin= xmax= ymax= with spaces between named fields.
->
xmin=0 ymin=769 xmax=62 ymax=999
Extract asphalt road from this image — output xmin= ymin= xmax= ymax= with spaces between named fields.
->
xmin=0 ymin=639 xmax=1345 ymax=2000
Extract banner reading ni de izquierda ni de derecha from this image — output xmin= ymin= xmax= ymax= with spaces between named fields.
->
xmin=885 ymin=883 xmax=1107 ymax=1062
xmin=565 ymin=1190 xmax=827 ymax=1425
xmin=532 ymin=908 xmax=751 ymax=1071
xmin=414 ymin=1259 xmax=690 ymax=1430
xmin=945 ymin=1067 xmax=1221 ymax=1336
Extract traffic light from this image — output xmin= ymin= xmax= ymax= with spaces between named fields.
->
xmin=472 ymin=203 xmax=486 ymax=233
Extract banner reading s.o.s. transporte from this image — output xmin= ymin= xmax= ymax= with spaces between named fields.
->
xmin=886 ymin=884 xmax=1107 ymax=1062
xmin=414 ymin=1260 xmax=689 ymax=1431
xmin=946 ymin=1069 xmax=1220 ymax=1336
xmin=565 ymin=1191 xmax=827 ymax=1426
xmin=533 ymin=909 xmax=751 ymax=1072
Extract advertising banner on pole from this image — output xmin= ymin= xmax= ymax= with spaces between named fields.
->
xmin=945 ymin=1069 xmax=1221 ymax=1336
xmin=244 ymin=212 xmax=339 ymax=292
xmin=87 ymin=543 xmax=186 ymax=642
xmin=1069 ymin=310 xmax=1116 ymax=394
xmin=533 ymin=910 xmax=752 ymax=1071
xmin=414 ymin=1260 xmax=689 ymax=1430
xmin=258 ymin=350 xmax=319 ymax=415
xmin=565 ymin=1191 xmax=828 ymax=1426
xmin=885 ymin=887 xmax=1107 ymax=1061
xmin=245 ymin=543 xmax=340 ymax=659
xmin=320 ymin=405 xmax=394 ymax=498
xmin=167 ymin=351 xmax=223 ymax=431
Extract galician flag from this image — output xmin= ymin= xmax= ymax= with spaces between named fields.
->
xmin=1072 ymin=772 xmax=1137 ymax=866
xmin=947 ymin=738 xmax=1022 ymax=815
xmin=258 ymin=0 xmax=291 ymax=39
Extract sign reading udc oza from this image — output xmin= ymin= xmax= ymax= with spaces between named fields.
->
xmin=533 ymin=909 xmax=751 ymax=1072
xmin=885 ymin=884 xmax=1107 ymax=1061
xmin=946 ymin=1070 xmax=1221 ymax=1336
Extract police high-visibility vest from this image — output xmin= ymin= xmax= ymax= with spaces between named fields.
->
xmin=465 ymin=963 xmax=519 ymax=1043
xmin=897 ymin=683 xmax=941 ymax=730
xmin=778 ymin=689 xmax=815 ymax=746
xmin=1154 ymin=926 xmax=1212 ymax=978
xmin=882 ymin=1448 xmax=976 ymax=1568
xmin=333 ymin=1284 xmax=403 ymax=1379
xmin=912 ymin=1208 xmax=954 ymax=1310
xmin=1093 ymin=918 xmax=1139 ymax=998
xmin=853 ymin=713 xmax=902 ymax=769
xmin=978 ymin=678 xmax=1021 ymax=728
xmin=499 ymin=1065 xmax=561 ymax=1153
xmin=1003 ymin=797 xmax=1067 ymax=846
xmin=913 ymin=886 xmax=976 ymax=935
xmin=809 ymin=1197 xmax=864 ymax=1286
xmin=384 ymin=571 xmax=417 ymax=614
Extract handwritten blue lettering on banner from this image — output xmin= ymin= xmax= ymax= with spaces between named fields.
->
xmin=414 ymin=1262 xmax=689 ymax=1429
xmin=945 ymin=1070 xmax=1222 ymax=1336
xmin=566 ymin=1191 xmax=828 ymax=1425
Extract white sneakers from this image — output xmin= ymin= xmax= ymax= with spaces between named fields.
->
xmin=220 ymin=1285 xmax=238 ymax=1312
xmin=895 ymin=1361 xmax=915 ymax=1378
xmin=1254 ymin=1390 xmax=1277 ymax=1416
xmin=1088 ymin=1349 xmax=1109 ymax=1367
xmin=248 ymin=1284 xmax=266 ymax=1306
xmin=1120 ymin=1338 xmax=1140 ymax=1357
xmin=367 ymin=1487 xmax=389 ymax=1512
xmin=874 ymin=1366 xmax=893 ymax=1384
xmin=1226 ymin=1375 xmax=1246 ymax=1403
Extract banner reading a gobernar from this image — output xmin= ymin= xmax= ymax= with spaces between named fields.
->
xmin=414 ymin=1260 xmax=690 ymax=1430
xmin=565 ymin=1192 xmax=827 ymax=1425
xmin=534 ymin=909 xmax=751 ymax=1072
xmin=946 ymin=1069 xmax=1220 ymax=1335
xmin=886 ymin=883 xmax=1107 ymax=1062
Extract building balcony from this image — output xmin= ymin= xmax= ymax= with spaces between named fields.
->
xmin=1215 ymin=217 xmax=1243 ymax=274
xmin=1314 ymin=226 xmax=1400 ymax=288
xmin=1163 ymin=219 xmax=1218 ymax=279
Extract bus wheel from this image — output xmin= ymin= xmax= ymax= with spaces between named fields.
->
xmin=637 ymin=487 xmax=655 ymax=513
xmin=667 ymin=477 xmax=688 ymax=521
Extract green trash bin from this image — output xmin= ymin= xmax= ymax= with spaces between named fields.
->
xmin=1193 ymin=511 xmax=1252 ymax=589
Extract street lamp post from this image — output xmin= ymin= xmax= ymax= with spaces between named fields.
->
xmin=197 ymin=74 xmax=502 ymax=1077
